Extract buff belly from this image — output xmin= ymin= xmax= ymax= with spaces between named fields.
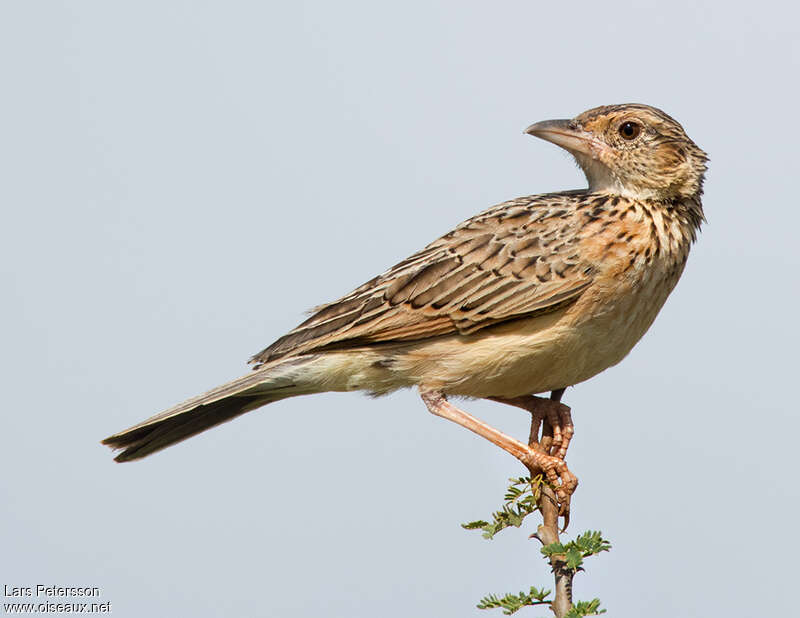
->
xmin=294 ymin=260 xmax=684 ymax=399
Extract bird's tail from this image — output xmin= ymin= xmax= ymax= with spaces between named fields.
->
xmin=102 ymin=356 xmax=321 ymax=462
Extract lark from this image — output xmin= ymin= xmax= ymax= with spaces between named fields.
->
xmin=103 ymin=104 xmax=708 ymax=512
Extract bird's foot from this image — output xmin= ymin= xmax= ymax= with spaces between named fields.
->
xmin=518 ymin=447 xmax=577 ymax=517
xmin=490 ymin=395 xmax=574 ymax=460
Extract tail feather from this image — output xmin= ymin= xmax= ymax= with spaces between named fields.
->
xmin=103 ymin=393 xmax=275 ymax=462
xmin=103 ymin=357 xmax=316 ymax=462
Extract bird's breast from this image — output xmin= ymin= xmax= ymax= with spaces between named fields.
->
xmin=395 ymin=204 xmax=693 ymax=398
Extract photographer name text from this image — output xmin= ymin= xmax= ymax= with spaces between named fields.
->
xmin=4 ymin=587 xmax=100 ymax=598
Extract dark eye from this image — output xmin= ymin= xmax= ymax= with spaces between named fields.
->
xmin=619 ymin=121 xmax=641 ymax=140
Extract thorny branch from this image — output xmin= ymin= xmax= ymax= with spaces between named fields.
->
xmin=466 ymin=390 xmax=608 ymax=617
xmin=527 ymin=391 xmax=574 ymax=618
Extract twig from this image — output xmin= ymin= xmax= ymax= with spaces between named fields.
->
xmin=526 ymin=396 xmax=574 ymax=618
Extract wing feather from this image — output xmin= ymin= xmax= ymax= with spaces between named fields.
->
xmin=250 ymin=194 xmax=594 ymax=365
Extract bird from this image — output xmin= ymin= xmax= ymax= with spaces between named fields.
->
xmin=103 ymin=103 xmax=707 ymax=513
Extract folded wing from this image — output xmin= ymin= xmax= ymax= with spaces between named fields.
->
xmin=251 ymin=195 xmax=594 ymax=366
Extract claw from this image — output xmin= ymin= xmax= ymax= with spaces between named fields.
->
xmin=520 ymin=448 xmax=578 ymax=521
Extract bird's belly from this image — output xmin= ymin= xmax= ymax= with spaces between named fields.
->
xmin=392 ymin=264 xmax=683 ymax=398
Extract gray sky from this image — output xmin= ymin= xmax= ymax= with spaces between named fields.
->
xmin=2 ymin=1 xmax=798 ymax=616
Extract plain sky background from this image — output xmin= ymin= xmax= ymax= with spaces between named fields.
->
xmin=2 ymin=1 xmax=798 ymax=616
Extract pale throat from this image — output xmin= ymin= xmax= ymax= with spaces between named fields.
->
xmin=572 ymin=152 xmax=664 ymax=200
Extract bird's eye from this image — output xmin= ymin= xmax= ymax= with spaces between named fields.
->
xmin=619 ymin=121 xmax=641 ymax=140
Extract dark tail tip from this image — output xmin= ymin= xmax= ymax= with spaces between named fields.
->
xmin=103 ymin=394 xmax=270 ymax=462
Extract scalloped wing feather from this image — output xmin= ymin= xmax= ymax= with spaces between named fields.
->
xmin=250 ymin=194 xmax=594 ymax=366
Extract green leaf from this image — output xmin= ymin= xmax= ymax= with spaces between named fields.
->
xmin=572 ymin=531 xmax=612 ymax=557
xmin=565 ymin=547 xmax=583 ymax=570
xmin=462 ymin=476 xmax=546 ymax=540
xmin=462 ymin=520 xmax=490 ymax=530
xmin=541 ymin=532 xmax=611 ymax=571
xmin=476 ymin=587 xmax=552 ymax=615
xmin=565 ymin=599 xmax=605 ymax=616
xmin=540 ymin=542 xmax=565 ymax=557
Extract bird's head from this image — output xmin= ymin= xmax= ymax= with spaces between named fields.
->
xmin=526 ymin=104 xmax=708 ymax=201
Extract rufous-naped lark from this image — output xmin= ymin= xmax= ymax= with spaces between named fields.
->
xmin=104 ymin=104 xmax=708 ymax=513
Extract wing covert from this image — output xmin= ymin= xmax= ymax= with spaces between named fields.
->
xmin=250 ymin=194 xmax=594 ymax=366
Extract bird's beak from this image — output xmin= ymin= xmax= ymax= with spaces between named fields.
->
xmin=524 ymin=119 xmax=600 ymax=159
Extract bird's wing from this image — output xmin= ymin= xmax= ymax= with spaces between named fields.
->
xmin=250 ymin=194 xmax=594 ymax=366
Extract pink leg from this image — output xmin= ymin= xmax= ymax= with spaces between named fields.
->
xmin=420 ymin=389 xmax=577 ymax=513
xmin=489 ymin=395 xmax=574 ymax=460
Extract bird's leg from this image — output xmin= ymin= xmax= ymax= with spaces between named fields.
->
xmin=420 ymin=389 xmax=577 ymax=512
xmin=488 ymin=389 xmax=574 ymax=460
